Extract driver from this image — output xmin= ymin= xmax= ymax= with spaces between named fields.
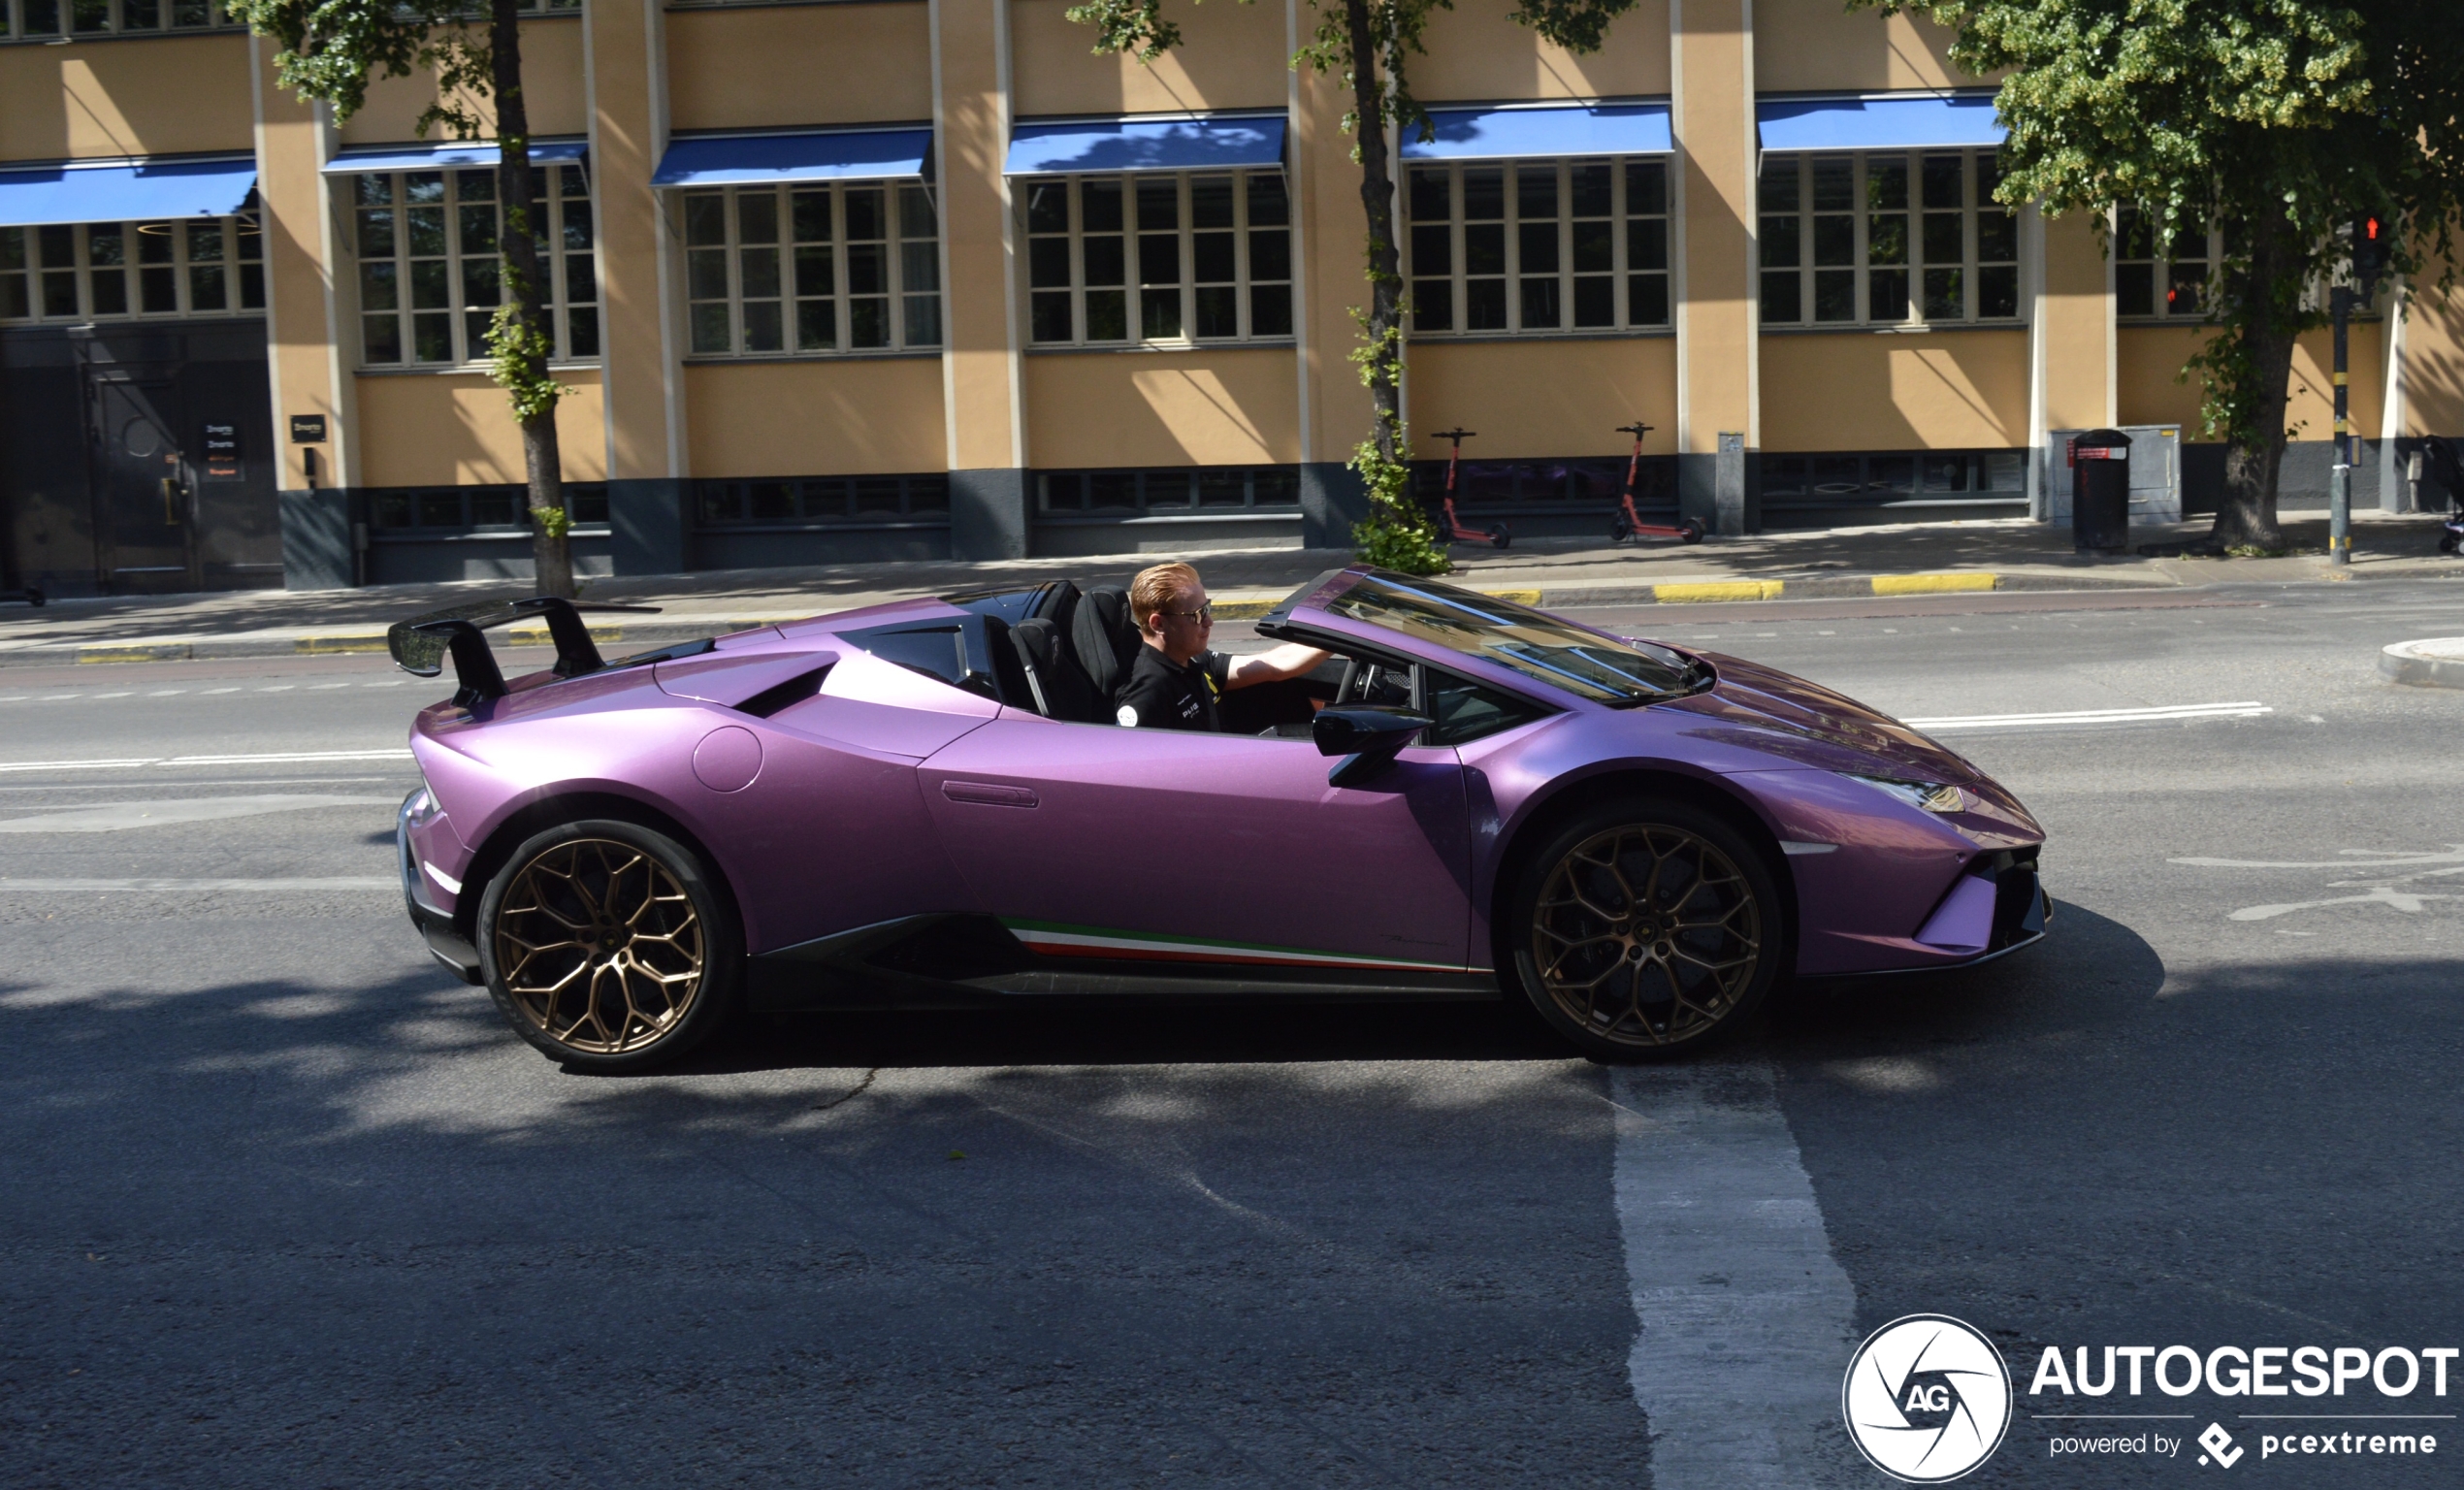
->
xmin=1116 ymin=563 xmax=1329 ymax=730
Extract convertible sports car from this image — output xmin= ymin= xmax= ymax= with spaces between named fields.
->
xmin=391 ymin=567 xmax=2047 ymax=1071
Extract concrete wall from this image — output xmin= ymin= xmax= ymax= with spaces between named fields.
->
xmin=668 ymin=4 xmax=934 ymax=131
xmin=1763 ymin=331 xmax=2029 ymax=451
xmin=1 ymin=35 xmax=255 ymax=160
xmin=355 ymin=369 xmax=606 ymax=488
xmin=335 ymin=17 xmax=590 ymax=146
xmin=684 ymin=357 xmax=947 ymax=477
xmin=1025 ymin=348 xmax=1298 ymax=468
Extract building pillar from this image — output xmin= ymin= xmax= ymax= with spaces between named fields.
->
xmin=588 ymin=0 xmax=689 ymax=573
xmin=2030 ymin=208 xmax=2114 ymax=518
xmin=1291 ymin=53 xmax=1374 ymax=548
xmin=1673 ymin=0 xmax=1757 ymax=534
xmin=253 ymin=38 xmax=358 ymax=590
xmin=932 ymin=0 xmax=1028 ymax=560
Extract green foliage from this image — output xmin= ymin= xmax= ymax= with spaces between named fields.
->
xmin=486 ymin=302 xmax=566 ymax=424
xmin=1345 ymin=309 xmax=1448 ymax=573
xmin=222 ymin=0 xmax=490 ymax=137
xmin=529 ymin=502 xmax=572 ymax=538
xmin=1860 ymin=0 xmax=2464 ymax=533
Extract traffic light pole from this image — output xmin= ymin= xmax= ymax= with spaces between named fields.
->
xmin=2330 ymin=284 xmax=2353 ymax=567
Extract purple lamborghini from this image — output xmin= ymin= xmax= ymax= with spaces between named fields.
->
xmin=391 ymin=567 xmax=2046 ymax=1071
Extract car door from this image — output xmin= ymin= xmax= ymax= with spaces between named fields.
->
xmin=918 ymin=716 xmax=1473 ymax=975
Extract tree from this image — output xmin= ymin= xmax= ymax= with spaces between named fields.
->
xmin=1067 ymin=0 xmax=1639 ymax=571
xmin=229 ymin=0 xmax=577 ymax=596
xmin=1859 ymin=0 xmax=2464 ymax=549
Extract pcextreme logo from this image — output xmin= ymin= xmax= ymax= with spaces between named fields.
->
xmin=1843 ymin=1314 xmax=2015 ymax=1483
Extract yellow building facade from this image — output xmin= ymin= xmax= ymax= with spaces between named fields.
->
xmin=0 ymin=0 xmax=2446 ymax=592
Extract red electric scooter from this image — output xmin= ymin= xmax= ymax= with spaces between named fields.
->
xmin=1607 ymin=421 xmax=1706 ymax=544
xmin=1427 ymin=428 xmax=1510 ymax=549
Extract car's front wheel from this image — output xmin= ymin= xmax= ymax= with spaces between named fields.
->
xmin=1504 ymin=799 xmax=1783 ymax=1059
xmin=477 ymin=819 xmax=741 ymax=1071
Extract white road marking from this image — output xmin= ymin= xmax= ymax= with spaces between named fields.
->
xmin=202 ymin=688 xmax=241 ymax=695
xmin=0 ymin=876 xmax=396 ymax=892
xmin=0 ymin=749 xmax=411 ymax=773
xmin=255 ymin=685 xmax=294 ymax=692
xmin=1611 ymin=1061 xmax=1859 ymax=1486
xmin=0 ymin=794 xmax=398 ymax=833
xmin=147 ymin=690 xmax=185 ymax=696
xmin=92 ymin=692 xmax=132 ymax=699
xmin=1904 ymin=701 xmax=2270 ymax=731
xmin=310 ymin=682 xmax=352 ymax=690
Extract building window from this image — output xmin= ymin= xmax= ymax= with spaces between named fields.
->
xmin=1760 ymin=450 xmax=2026 ymax=506
xmin=683 ymin=181 xmax=940 ymax=357
xmin=6 ymin=0 xmax=569 ymax=30
xmin=1024 ymin=172 xmax=1292 ymax=347
xmin=1758 ymin=151 xmax=2019 ymax=328
xmin=1036 ymin=466 xmax=1300 ymax=514
xmin=695 ymin=473 xmax=950 ymax=525
xmin=1404 ymin=159 xmax=1670 ymax=336
xmin=2115 ymin=205 xmax=2221 ymax=320
xmin=0 ymin=215 xmax=263 ymax=323
xmin=367 ymin=483 xmax=609 ymax=532
xmin=1410 ymin=455 xmax=1673 ymax=509
xmin=353 ymin=164 xmax=599 ymax=368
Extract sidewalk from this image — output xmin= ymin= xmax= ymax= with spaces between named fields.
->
xmin=4 ymin=510 xmax=2457 ymax=667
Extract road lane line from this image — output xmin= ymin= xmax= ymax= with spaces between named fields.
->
xmin=0 ymin=759 xmax=158 ymax=774
xmin=1611 ymin=1061 xmax=1859 ymax=1487
xmin=0 ymin=877 xmax=396 ymax=892
xmin=0 ymin=750 xmax=411 ymax=773
xmin=1903 ymin=701 xmax=2270 ymax=730
xmin=0 ymin=795 xmax=399 ymax=833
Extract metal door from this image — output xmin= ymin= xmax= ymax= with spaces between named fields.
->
xmin=86 ymin=372 xmax=198 ymax=592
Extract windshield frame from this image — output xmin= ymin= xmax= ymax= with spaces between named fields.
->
xmin=1288 ymin=569 xmax=1706 ymax=708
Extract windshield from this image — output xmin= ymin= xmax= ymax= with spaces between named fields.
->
xmin=1322 ymin=572 xmax=1699 ymax=705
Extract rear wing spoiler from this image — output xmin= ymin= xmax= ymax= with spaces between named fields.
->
xmin=388 ymin=596 xmax=664 ymax=708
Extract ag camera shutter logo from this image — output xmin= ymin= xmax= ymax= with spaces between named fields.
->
xmin=1843 ymin=1313 xmax=2014 ymax=1482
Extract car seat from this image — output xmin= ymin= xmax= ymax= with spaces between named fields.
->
xmin=1009 ymin=618 xmax=1112 ymax=724
xmin=1072 ymin=586 xmax=1143 ymax=705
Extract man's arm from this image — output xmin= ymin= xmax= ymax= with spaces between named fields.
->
xmin=1223 ymin=643 xmax=1332 ymax=691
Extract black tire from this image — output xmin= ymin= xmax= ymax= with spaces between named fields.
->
xmin=1489 ymin=524 xmax=1512 ymax=549
xmin=1680 ymin=517 xmax=1706 ymax=545
xmin=1501 ymin=798 xmax=1785 ymax=1061
xmin=476 ymin=818 xmax=742 ymax=1071
xmin=2440 ymin=533 xmax=2459 ymax=555
xmin=1608 ymin=515 xmax=1631 ymax=542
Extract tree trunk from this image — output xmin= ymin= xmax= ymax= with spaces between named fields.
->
xmin=2210 ymin=209 xmax=2297 ymax=550
xmin=1345 ymin=0 xmax=1403 ymax=463
xmin=491 ymin=0 xmax=571 ymax=598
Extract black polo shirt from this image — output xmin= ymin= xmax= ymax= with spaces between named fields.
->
xmin=1116 ymin=645 xmax=1231 ymax=730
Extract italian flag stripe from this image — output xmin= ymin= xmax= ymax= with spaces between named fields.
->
xmin=1000 ymin=919 xmax=1461 ymax=972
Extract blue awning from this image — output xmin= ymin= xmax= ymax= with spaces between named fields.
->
xmin=651 ymin=129 xmax=932 ymax=187
xmin=1004 ymin=115 xmax=1284 ymax=176
xmin=0 ymin=155 xmax=257 ymax=228
xmin=321 ymin=139 xmax=589 ymax=175
xmin=1400 ymin=103 xmax=1671 ymax=161
xmin=1756 ymin=95 xmax=2004 ymax=151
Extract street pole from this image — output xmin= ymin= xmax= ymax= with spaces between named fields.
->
xmin=2330 ymin=284 xmax=2352 ymax=567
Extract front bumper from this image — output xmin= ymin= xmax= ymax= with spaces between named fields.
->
xmin=399 ymin=788 xmax=483 ymax=985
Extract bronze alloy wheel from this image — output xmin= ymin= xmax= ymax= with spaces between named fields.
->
xmin=1527 ymin=818 xmax=1767 ymax=1050
xmin=493 ymin=835 xmax=708 ymax=1055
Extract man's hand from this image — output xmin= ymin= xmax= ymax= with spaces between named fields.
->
xmin=1225 ymin=643 xmax=1333 ymax=691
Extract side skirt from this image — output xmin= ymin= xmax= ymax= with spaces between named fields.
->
xmin=746 ymin=914 xmax=1500 ymax=1012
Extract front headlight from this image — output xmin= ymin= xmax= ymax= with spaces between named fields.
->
xmin=1843 ymin=774 xmax=1966 ymax=813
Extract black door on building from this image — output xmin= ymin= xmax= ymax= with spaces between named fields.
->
xmin=0 ymin=323 xmax=279 ymax=599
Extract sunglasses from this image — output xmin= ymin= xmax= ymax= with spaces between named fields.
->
xmin=1161 ymin=602 xmax=1215 ymax=623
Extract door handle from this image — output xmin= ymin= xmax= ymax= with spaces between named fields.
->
xmin=941 ymin=781 xmax=1038 ymax=808
xmin=160 ymin=477 xmax=183 ymax=526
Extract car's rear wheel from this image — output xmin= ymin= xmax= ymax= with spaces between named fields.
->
xmin=1504 ymin=799 xmax=1783 ymax=1060
xmin=477 ymin=819 xmax=741 ymax=1071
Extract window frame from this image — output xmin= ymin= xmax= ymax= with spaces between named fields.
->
xmin=2113 ymin=204 xmax=2222 ymax=322
xmin=1034 ymin=465 xmax=1303 ymax=517
xmin=350 ymin=162 xmax=600 ymax=371
xmin=1756 ymin=148 xmax=2023 ymax=331
xmin=1021 ymin=170 xmax=1295 ymax=349
xmin=679 ymin=178 xmax=943 ymax=359
xmin=1401 ymin=155 xmax=1673 ymax=338
xmin=0 ymin=214 xmax=264 ymax=323
xmin=693 ymin=472 xmax=953 ymax=528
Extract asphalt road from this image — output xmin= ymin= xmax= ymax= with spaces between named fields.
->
xmin=3 ymin=576 xmax=2461 ymax=1488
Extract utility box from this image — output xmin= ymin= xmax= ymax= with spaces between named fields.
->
xmin=2046 ymin=425 xmax=2182 ymax=525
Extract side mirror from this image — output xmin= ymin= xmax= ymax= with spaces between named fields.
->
xmin=1313 ymin=704 xmax=1434 ymax=788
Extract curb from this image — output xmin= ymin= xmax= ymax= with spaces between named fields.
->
xmin=0 ymin=569 xmax=2179 ymax=668
xmin=2380 ymin=637 xmax=2464 ymax=690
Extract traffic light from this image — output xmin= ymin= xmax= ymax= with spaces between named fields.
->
xmin=2350 ymin=211 xmax=2391 ymax=292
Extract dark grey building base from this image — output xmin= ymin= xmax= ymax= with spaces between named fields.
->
xmin=278 ymin=488 xmax=354 ymax=591
xmin=951 ymin=468 xmax=1029 ymax=561
xmin=1676 ymin=446 xmax=1760 ymax=536
xmin=367 ymin=533 xmax=613 ymax=586
xmin=1300 ymin=462 xmax=1368 ymax=549
xmin=695 ymin=527 xmax=950 ymax=569
xmin=1032 ymin=514 xmax=1304 ymax=559
xmin=609 ymin=478 xmax=687 ymax=575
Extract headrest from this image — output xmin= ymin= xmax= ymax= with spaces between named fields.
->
xmin=1073 ymin=586 xmax=1142 ymax=702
